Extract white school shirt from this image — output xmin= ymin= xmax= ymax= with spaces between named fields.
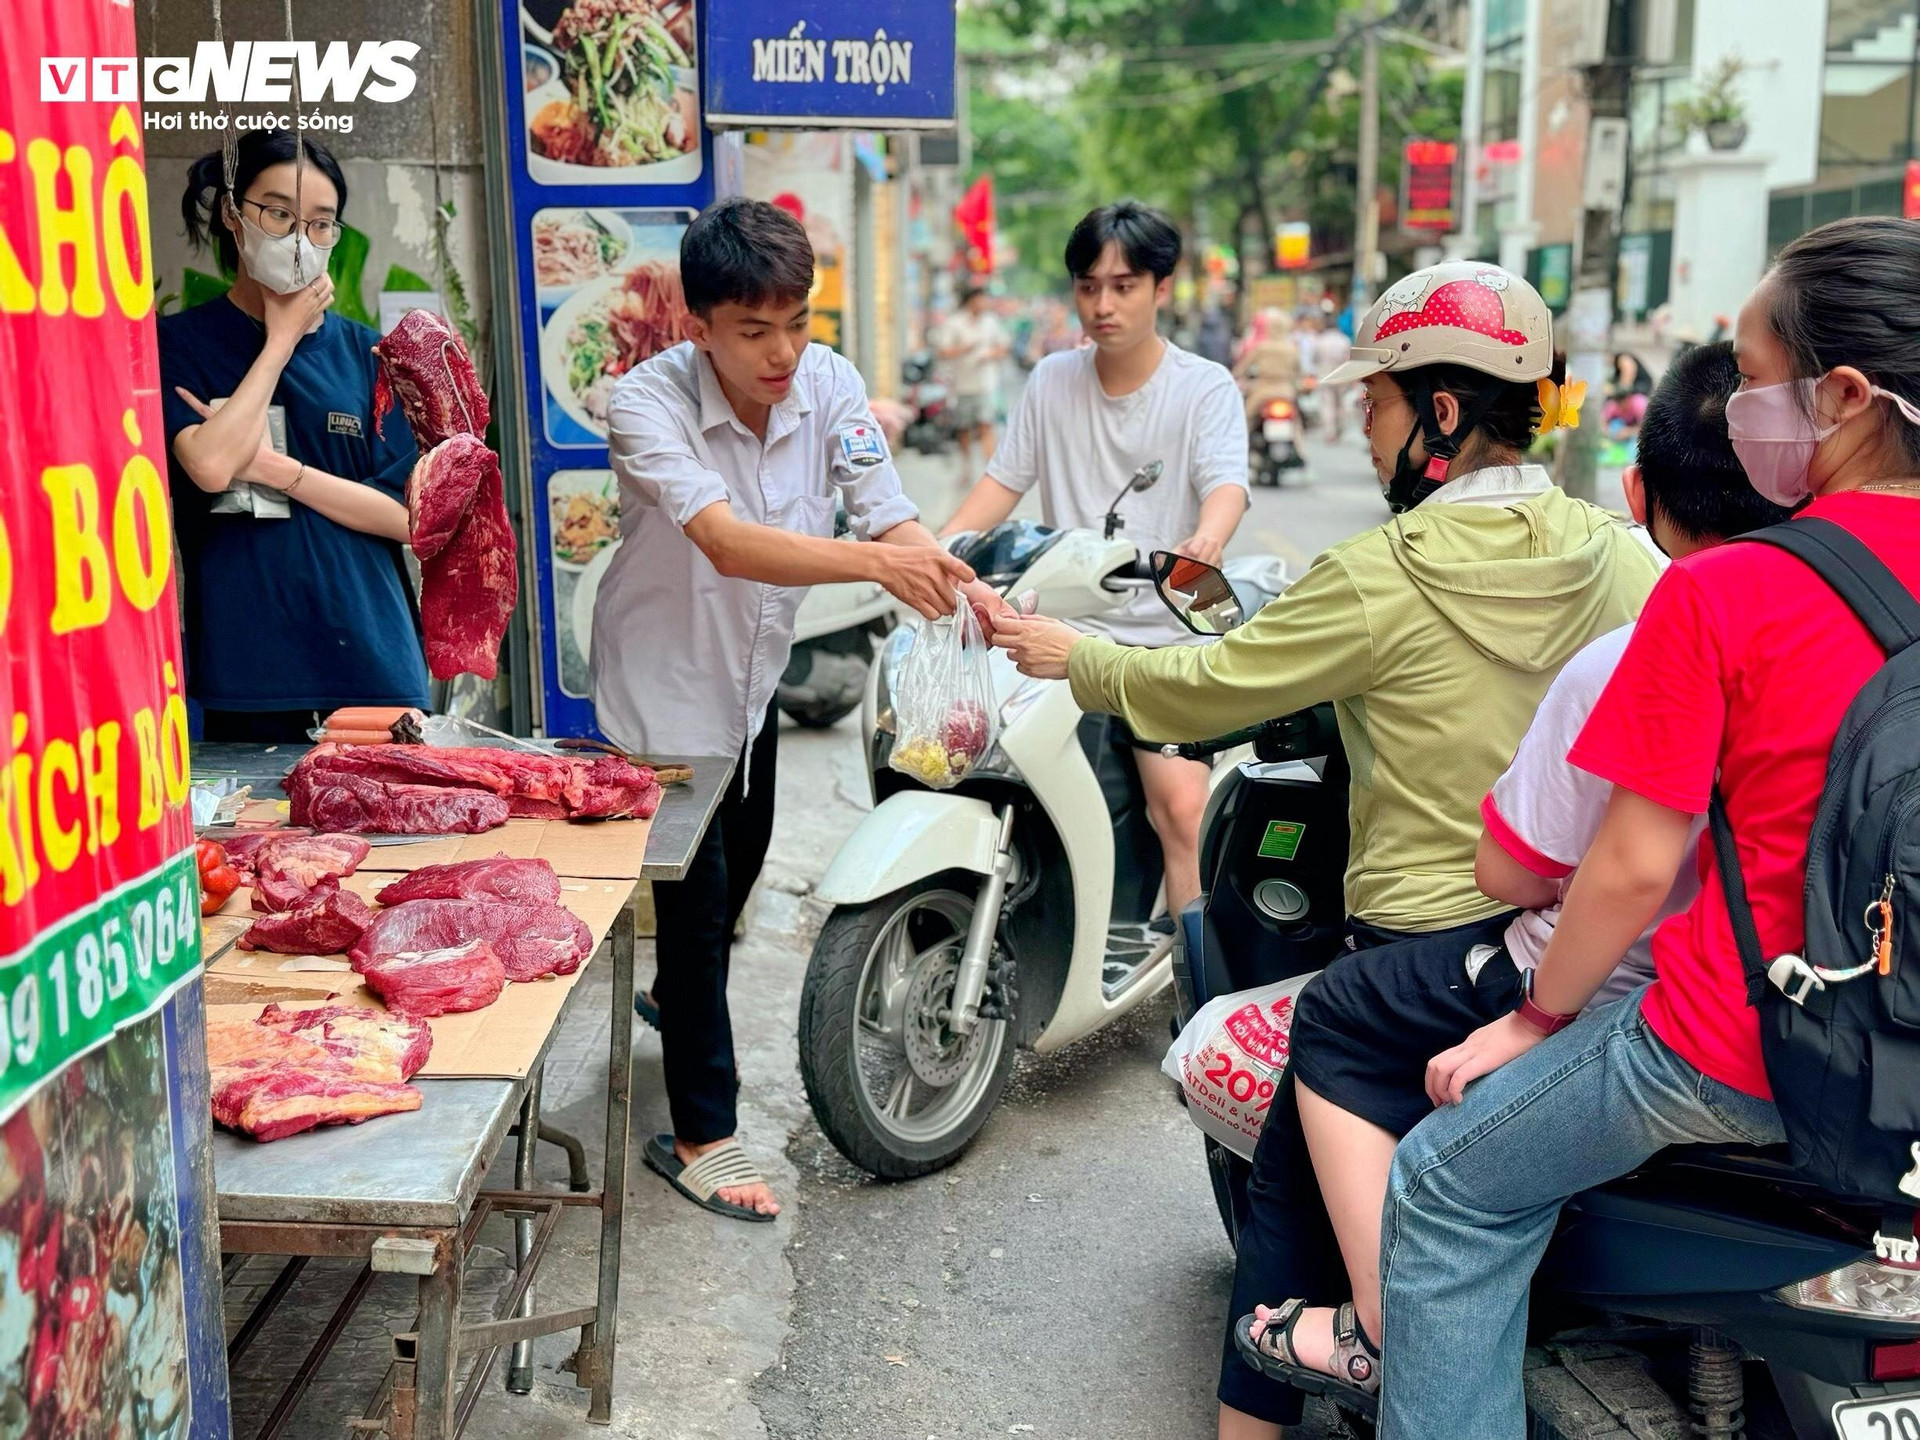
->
xmin=590 ymin=341 xmax=918 ymax=759
xmin=987 ymin=341 xmax=1249 ymax=646
xmin=1481 ymin=623 xmax=1703 ymax=1007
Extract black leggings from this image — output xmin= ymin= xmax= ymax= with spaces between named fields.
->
xmin=1216 ymin=909 xmax=1520 ymax=1425
xmin=648 ymin=708 xmax=779 ymax=1145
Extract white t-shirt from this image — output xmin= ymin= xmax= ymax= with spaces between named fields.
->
xmin=987 ymin=341 xmax=1249 ymax=645
xmin=938 ymin=310 xmax=1006 ymax=398
xmin=1482 ymin=623 xmax=1704 ymax=1008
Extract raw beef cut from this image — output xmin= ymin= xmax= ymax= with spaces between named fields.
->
xmin=359 ymin=938 xmax=507 ymax=1018
xmin=237 ymin=884 xmax=375 ymax=955
xmin=252 ymin=1003 xmax=433 ymax=1082
xmin=373 ymin=308 xmax=490 ymax=449
xmin=204 ymin=1010 xmax=429 ymax=1142
xmin=375 ymin=856 xmax=562 ymax=906
xmin=411 ymin=436 xmax=517 ymax=680
xmin=287 ymin=767 xmax=511 ymax=835
xmin=224 ymin=829 xmax=310 ymax=878
xmin=211 ymin=1063 xmax=422 ymax=1143
xmin=206 ymin=1016 xmax=336 ymax=1074
xmin=351 ymin=897 xmax=593 ymax=982
xmin=284 ymin=743 xmax=660 ymax=823
xmin=251 ymin=833 xmax=373 ymax=911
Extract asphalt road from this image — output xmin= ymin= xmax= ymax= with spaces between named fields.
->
xmin=749 ymin=426 xmax=1387 ymax=1440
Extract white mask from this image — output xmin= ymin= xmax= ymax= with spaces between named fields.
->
xmin=233 ymin=208 xmax=330 ymax=295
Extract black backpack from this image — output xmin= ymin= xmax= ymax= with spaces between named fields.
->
xmin=1712 ymin=517 xmax=1920 ymax=1207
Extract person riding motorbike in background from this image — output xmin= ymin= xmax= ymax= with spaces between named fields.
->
xmin=1233 ymin=305 xmax=1301 ymax=429
xmin=1374 ymin=215 xmax=1920 ymax=1440
xmin=990 ymin=260 xmax=1662 ymax=1434
xmin=1226 ymin=342 xmax=1790 ymax=1435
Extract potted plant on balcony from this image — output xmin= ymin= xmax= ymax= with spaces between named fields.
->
xmin=1671 ymin=55 xmax=1749 ymax=151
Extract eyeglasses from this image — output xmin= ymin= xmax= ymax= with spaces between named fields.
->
xmin=237 ymin=197 xmax=341 ymax=248
xmin=1359 ymin=392 xmax=1405 ymax=434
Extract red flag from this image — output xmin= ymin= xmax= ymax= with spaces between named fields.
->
xmin=953 ymin=175 xmax=995 ymax=268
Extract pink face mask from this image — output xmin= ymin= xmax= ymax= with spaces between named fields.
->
xmin=1726 ymin=376 xmax=1920 ymax=506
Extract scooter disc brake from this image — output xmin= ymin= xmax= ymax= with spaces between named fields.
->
xmin=902 ymin=947 xmax=985 ymax=1088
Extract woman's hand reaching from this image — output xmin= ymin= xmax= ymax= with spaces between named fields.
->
xmin=990 ymin=612 xmax=1082 ymax=680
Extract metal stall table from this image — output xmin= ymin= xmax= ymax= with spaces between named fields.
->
xmin=198 ymin=748 xmax=732 ymax=1440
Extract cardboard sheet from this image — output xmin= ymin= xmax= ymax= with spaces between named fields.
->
xmin=214 ymin=803 xmax=655 ymax=880
xmin=200 ymin=872 xmax=633 ymax=1080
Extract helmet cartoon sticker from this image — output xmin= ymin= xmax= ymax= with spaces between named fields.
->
xmin=1371 ymin=269 xmax=1528 ymax=348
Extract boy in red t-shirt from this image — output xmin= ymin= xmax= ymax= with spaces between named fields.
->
xmin=1374 ymin=217 xmax=1920 ymax=1440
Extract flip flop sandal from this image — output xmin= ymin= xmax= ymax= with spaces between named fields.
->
xmin=634 ymin=989 xmax=660 ymax=1030
xmin=643 ymin=1134 xmax=776 ymax=1224
xmin=1234 ymin=1299 xmax=1381 ymax=1420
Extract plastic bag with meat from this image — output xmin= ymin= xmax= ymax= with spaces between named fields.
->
xmin=886 ymin=595 xmax=1000 ymax=790
xmin=373 ymin=308 xmax=489 ymax=450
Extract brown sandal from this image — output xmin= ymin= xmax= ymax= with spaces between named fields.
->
xmin=1234 ymin=1299 xmax=1381 ymax=1419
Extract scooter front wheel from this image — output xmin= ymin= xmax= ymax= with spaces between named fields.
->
xmin=799 ymin=875 xmax=1017 ymax=1180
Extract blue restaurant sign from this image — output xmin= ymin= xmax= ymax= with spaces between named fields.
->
xmin=704 ymin=0 xmax=958 ymax=129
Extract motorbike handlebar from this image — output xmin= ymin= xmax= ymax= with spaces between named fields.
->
xmin=1135 ymin=705 xmax=1340 ymax=762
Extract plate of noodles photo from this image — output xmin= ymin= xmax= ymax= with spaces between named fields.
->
xmin=540 ymin=256 xmax=694 ymax=443
xmin=522 ymin=0 xmax=703 ymax=186
xmin=533 ymin=208 xmax=633 ymax=302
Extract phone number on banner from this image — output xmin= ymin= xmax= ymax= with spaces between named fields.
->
xmin=0 ymin=848 xmax=202 ymax=1122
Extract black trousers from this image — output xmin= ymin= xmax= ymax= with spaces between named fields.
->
xmin=1217 ymin=909 xmax=1521 ymax=1425
xmin=649 ymin=708 xmax=779 ymax=1145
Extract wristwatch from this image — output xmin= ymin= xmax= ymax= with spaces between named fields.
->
xmin=1516 ymin=969 xmax=1578 ymax=1038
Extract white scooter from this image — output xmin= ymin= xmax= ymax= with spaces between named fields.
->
xmin=798 ymin=465 xmax=1289 ymax=1178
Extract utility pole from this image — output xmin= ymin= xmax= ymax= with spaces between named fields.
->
xmin=1561 ymin=0 xmax=1635 ymax=504
xmin=1448 ymin=0 xmax=1489 ymax=261
xmin=1352 ymin=0 xmax=1382 ymax=311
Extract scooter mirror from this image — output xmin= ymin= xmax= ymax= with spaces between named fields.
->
xmin=1102 ymin=460 xmax=1166 ymax=539
xmin=1150 ymin=550 xmax=1243 ymax=635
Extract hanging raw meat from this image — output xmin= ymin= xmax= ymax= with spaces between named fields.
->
xmin=409 ymin=435 xmax=518 ymax=680
xmin=358 ymin=938 xmax=508 ymax=1018
xmin=350 ymin=897 xmax=593 ymax=983
xmin=236 ymin=883 xmax=376 ymax=955
xmin=373 ymin=308 xmax=489 ymax=449
xmin=375 ymin=856 xmax=562 ymax=906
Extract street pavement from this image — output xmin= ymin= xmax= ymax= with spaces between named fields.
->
xmin=218 ymin=421 xmax=1386 ymax=1440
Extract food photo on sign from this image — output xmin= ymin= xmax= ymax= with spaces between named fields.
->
xmin=548 ymin=469 xmax=622 ymax=696
xmin=521 ymin=0 xmax=703 ymax=185
xmin=537 ymin=208 xmax=694 ymax=446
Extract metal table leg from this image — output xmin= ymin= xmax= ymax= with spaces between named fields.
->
xmin=507 ymin=1070 xmax=543 ymax=1394
xmin=577 ymin=886 xmax=635 ymax=1424
xmin=413 ymin=1231 xmax=463 ymax=1440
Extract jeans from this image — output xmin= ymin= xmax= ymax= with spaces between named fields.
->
xmin=1217 ymin=909 xmax=1518 ymax=1426
xmin=1377 ymin=987 xmax=1783 ymax=1440
xmin=649 ymin=707 xmax=779 ymax=1145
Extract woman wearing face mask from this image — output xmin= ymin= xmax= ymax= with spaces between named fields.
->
xmin=1365 ymin=216 xmax=1920 ymax=1439
xmin=162 ymin=131 xmax=428 ymax=743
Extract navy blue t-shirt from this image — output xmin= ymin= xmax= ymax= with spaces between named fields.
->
xmin=159 ymin=299 xmax=430 ymax=711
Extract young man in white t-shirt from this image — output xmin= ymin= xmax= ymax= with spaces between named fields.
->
xmin=1213 ymin=341 xmax=1791 ymax=1438
xmin=942 ymin=201 xmax=1250 ymax=921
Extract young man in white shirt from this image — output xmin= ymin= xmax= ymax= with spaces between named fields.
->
xmin=592 ymin=198 xmax=1005 ymax=1222
xmin=942 ymin=201 xmax=1251 ymax=922
xmin=1215 ymin=341 xmax=1790 ymax=1438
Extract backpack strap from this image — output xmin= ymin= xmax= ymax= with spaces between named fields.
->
xmin=1737 ymin=517 xmax=1920 ymax=656
xmin=1709 ymin=788 xmax=1773 ymax=1007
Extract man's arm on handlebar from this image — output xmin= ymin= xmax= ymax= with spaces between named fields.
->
xmin=940 ymin=475 xmax=1023 ymax=539
xmin=1066 ymin=552 xmax=1374 ymax=742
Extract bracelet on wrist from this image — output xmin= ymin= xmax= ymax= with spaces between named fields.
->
xmin=1516 ymin=969 xmax=1577 ymax=1038
xmin=284 ymin=463 xmax=307 ymax=496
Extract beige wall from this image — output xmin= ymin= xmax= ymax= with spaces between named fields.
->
xmin=1529 ymin=0 xmax=1593 ymax=249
